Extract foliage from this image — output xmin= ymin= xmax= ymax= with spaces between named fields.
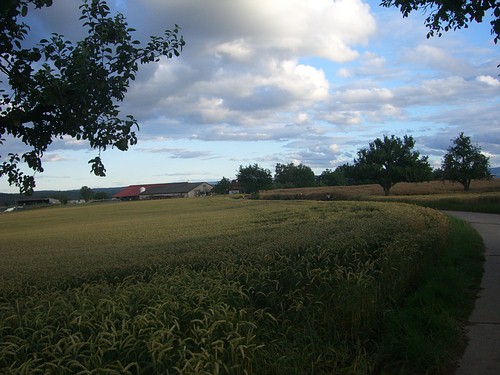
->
xmin=51 ymin=192 xmax=68 ymax=205
xmin=79 ymin=185 xmax=94 ymax=202
xmin=353 ymin=135 xmax=432 ymax=196
xmin=213 ymin=176 xmax=232 ymax=195
xmin=0 ymin=199 xmax=450 ymax=374
xmin=93 ymin=191 xmax=109 ymax=200
xmin=236 ymin=163 xmax=273 ymax=193
xmin=0 ymin=0 xmax=184 ymax=194
xmin=442 ymin=132 xmax=491 ymax=191
xmin=274 ymin=162 xmax=316 ymax=188
xmin=319 ymin=167 xmax=348 ymax=186
xmin=433 ymin=167 xmax=446 ymax=180
xmin=380 ymin=0 xmax=500 ymax=44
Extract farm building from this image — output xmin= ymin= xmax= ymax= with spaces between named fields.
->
xmin=113 ymin=182 xmax=213 ymax=200
xmin=228 ymin=180 xmax=242 ymax=195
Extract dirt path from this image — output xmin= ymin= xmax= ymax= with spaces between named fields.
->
xmin=443 ymin=211 xmax=500 ymax=375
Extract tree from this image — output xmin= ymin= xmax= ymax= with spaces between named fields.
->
xmin=80 ymin=185 xmax=94 ymax=202
xmin=381 ymin=0 xmax=500 ymax=44
xmin=442 ymin=132 xmax=491 ymax=191
xmin=319 ymin=168 xmax=348 ymax=186
xmin=432 ymin=167 xmax=446 ymax=181
xmin=237 ymin=164 xmax=273 ymax=194
xmin=354 ymin=135 xmax=432 ymax=196
xmin=213 ymin=176 xmax=231 ymax=195
xmin=0 ymin=0 xmax=184 ymax=194
xmin=50 ymin=192 xmax=68 ymax=205
xmin=93 ymin=191 xmax=109 ymax=200
xmin=274 ymin=162 xmax=316 ymax=188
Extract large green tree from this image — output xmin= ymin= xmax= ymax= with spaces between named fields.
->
xmin=381 ymin=0 xmax=500 ymax=44
xmin=79 ymin=185 xmax=94 ymax=202
xmin=213 ymin=176 xmax=231 ymax=195
xmin=0 ymin=0 xmax=184 ymax=194
xmin=354 ymin=135 xmax=432 ymax=196
xmin=442 ymin=132 xmax=491 ymax=191
xmin=237 ymin=164 xmax=273 ymax=194
xmin=274 ymin=162 xmax=316 ymax=188
xmin=319 ymin=167 xmax=348 ymax=186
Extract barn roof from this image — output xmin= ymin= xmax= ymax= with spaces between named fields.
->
xmin=112 ymin=185 xmax=146 ymax=198
xmin=113 ymin=182 xmax=212 ymax=198
xmin=139 ymin=182 xmax=205 ymax=195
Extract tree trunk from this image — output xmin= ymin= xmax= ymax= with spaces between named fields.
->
xmin=383 ymin=185 xmax=391 ymax=196
xmin=463 ymin=179 xmax=471 ymax=191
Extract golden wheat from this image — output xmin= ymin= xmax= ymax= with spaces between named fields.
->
xmin=0 ymin=199 xmax=448 ymax=374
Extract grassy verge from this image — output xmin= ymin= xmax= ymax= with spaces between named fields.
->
xmin=378 ymin=216 xmax=485 ymax=374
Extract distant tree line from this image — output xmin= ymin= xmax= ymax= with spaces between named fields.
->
xmin=214 ymin=133 xmax=492 ymax=196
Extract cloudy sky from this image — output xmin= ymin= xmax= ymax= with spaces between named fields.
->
xmin=1 ymin=0 xmax=499 ymax=193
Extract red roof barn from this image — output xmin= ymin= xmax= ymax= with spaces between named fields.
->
xmin=113 ymin=182 xmax=213 ymax=200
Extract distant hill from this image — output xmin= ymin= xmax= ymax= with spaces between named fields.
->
xmin=0 ymin=187 xmax=124 ymax=207
xmin=491 ymin=167 xmax=500 ymax=178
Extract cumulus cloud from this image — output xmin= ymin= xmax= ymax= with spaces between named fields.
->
xmin=128 ymin=0 xmax=375 ymax=59
xmin=42 ymin=154 xmax=74 ymax=163
xmin=477 ymin=75 xmax=500 ymax=87
xmin=117 ymin=0 xmax=374 ymax=138
xmin=403 ymin=44 xmax=472 ymax=75
xmin=136 ymin=147 xmax=215 ymax=159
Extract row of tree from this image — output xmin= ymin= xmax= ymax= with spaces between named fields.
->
xmin=214 ymin=133 xmax=492 ymax=196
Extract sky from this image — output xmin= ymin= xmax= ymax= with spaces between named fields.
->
xmin=1 ymin=0 xmax=499 ymax=193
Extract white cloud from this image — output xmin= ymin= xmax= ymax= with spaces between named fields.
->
xmin=116 ymin=0 xmax=375 ymax=135
xmin=42 ymin=153 xmax=73 ymax=163
xmin=477 ymin=75 xmax=500 ymax=87
xmin=130 ymin=0 xmax=375 ymax=59
xmin=319 ymin=111 xmax=363 ymax=126
xmin=329 ymin=144 xmax=341 ymax=153
xmin=336 ymin=87 xmax=394 ymax=104
xmin=215 ymin=39 xmax=253 ymax=62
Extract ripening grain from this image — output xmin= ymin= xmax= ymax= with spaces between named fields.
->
xmin=0 ymin=198 xmax=448 ymax=374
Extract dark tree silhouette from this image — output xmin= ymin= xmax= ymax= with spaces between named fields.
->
xmin=213 ymin=177 xmax=232 ymax=195
xmin=80 ymin=185 xmax=94 ymax=202
xmin=237 ymin=164 xmax=273 ymax=194
xmin=274 ymin=162 xmax=316 ymax=188
xmin=1 ymin=0 xmax=184 ymax=194
xmin=442 ymin=132 xmax=491 ymax=191
xmin=381 ymin=0 xmax=500 ymax=44
xmin=319 ymin=168 xmax=348 ymax=186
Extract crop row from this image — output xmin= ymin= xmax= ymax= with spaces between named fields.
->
xmin=0 ymin=201 xmax=448 ymax=374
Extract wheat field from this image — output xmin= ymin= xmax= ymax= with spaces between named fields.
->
xmin=1 ymin=198 xmax=449 ymax=374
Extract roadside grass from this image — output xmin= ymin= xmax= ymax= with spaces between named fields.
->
xmin=378 ymin=216 xmax=484 ymax=374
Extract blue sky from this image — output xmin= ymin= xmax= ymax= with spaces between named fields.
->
xmin=1 ymin=0 xmax=499 ymax=193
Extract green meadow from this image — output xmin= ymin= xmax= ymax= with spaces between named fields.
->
xmin=0 ymin=198 xmax=483 ymax=374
